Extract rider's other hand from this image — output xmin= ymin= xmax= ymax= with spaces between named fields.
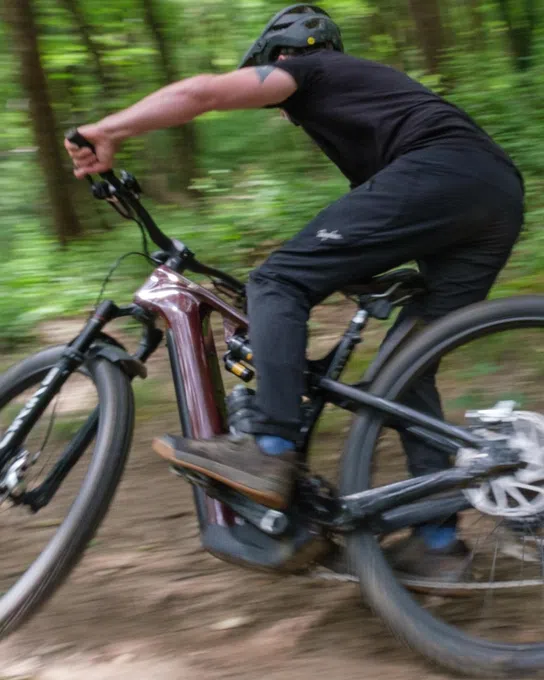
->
xmin=64 ymin=124 xmax=117 ymax=179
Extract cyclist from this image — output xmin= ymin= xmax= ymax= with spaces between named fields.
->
xmin=66 ymin=4 xmax=524 ymax=581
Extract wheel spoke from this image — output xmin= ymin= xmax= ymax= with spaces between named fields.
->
xmin=491 ymin=481 xmax=509 ymax=513
xmin=507 ymin=486 xmax=532 ymax=509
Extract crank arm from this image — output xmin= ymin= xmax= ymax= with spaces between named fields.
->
xmin=174 ymin=467 xmax=289 ymax=536
xmin=218 ymin=488 xmax=289 ymax=536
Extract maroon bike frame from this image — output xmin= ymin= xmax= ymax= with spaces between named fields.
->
xmin=134 ymin=264 xmax=248 ymax=524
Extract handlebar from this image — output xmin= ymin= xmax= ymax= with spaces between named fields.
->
xmin=65 ymin=129 xmax=245 ymax=297
xmin=66 ymin=128 xmax=174 ymax=253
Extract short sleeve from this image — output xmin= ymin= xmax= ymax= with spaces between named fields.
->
xmin=272 ymin=53 xmax=324 ymax=107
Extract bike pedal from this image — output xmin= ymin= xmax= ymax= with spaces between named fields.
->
xmin=169 ymin=465 xmax=211 ymax=488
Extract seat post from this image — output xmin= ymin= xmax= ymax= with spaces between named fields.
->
xmin=324 ymin=309 xmax=369 ymax=381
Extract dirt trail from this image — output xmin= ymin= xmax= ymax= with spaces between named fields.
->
xmin=0 ymin=425 xmax=454 ymax=680
xmin=0 ymin=307 xmax=459 ymax=680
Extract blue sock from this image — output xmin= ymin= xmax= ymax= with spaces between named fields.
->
xmin=256 ymin=435 xmax=295 ymax=456
xmin=416 ymin=525 xmax=457 ymax=550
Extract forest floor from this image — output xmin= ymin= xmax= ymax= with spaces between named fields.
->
xmin=0 ymin=301 xmax=504 ymax=680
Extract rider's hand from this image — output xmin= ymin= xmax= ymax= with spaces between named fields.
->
xmin=64 ymin=124 xmax=118 ymax=179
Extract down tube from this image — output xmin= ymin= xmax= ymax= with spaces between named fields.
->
xmin=134 ymin=283 xmax=230 ymax=526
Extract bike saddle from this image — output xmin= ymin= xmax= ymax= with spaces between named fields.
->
xmin=341 ymin=268 xmax=428 ymax=302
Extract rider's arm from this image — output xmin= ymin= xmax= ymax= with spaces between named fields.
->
xmin=65 ymin=67 xmax=297 ymax=178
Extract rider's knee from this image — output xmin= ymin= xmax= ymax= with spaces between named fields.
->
xmin=248 ymin=261 xmax=312 ymax=305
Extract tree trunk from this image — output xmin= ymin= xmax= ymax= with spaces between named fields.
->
xmin=141 ymin=0 xmax=199 ymax=194
xmin=4 ymin=0 xmax=82 ymax=244
xmin=467 ymin=0 xmax=486 ymax=51
xmin=497 ymin=0 xmax=536 ymax=71
xmin=365 ymin=4 xmax=407 ymax=70
xmin=408 ymin=0 xmax=447 ymax=74
xmin=58 ymin=0 xmax=112 ymax=110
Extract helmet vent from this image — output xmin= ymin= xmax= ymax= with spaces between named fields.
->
xmin=304 ymin=18 xmax=324 ymax=29
xmin=269 ymin=24 xmax=287 ymax=32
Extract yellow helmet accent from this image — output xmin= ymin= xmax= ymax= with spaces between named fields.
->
xmin=307 ymin=36 xmax=316 ymax=45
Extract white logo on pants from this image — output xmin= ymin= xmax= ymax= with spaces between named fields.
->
xmin=317 ymin=229 xmax=343 ymax=241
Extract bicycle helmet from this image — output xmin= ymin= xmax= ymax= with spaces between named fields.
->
xmin=238 ymin=4 xmax=343 ymax=69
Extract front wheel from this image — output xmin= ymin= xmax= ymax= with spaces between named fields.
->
xmin=0 ymin=345 xmax=134 ymax=639
xmin=341 ymin=295 xmax=544 ymax=677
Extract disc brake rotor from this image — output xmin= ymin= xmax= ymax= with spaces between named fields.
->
xmin=463 ymin=406 xmax=544 ymax=519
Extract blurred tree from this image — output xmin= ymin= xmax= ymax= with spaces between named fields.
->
xmin=58 ymin=0 xmax=112 ymax=110
xmin=408 ymin=0 xmax=447 ymax=74
xmin=4 ymin=0 xmax=82 ymax=244
xmin=363 ymin=1 xmax=410 ymax=70
xmin=466 ymin=0 xmax=486 ymax=52
xmin=141 ymin=0 xmax=199 ymax=195
xmin=496 ymin=0 xmax=537 ymax=71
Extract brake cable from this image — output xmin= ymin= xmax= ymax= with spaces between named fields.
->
xmin=66 ymin=128 xmax=246 ymax=311
xmin=92 ymin=251 xmax=155 ymax=311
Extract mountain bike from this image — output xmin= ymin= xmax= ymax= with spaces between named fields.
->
xmin=1 ymin=130 xmax=544 ymax=677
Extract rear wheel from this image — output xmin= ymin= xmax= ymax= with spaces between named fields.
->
xmin=341 ymin=296 xmax=544 ymax=677
xmin=0 ymin=345 xmax=134 ymax=638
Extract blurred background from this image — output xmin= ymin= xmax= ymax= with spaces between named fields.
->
xmin=1 ymin=4 xmax=544 ymax=676
xmin=0 ymin=0 xmax=543 ymax=346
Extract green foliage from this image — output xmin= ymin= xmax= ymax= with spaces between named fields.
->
xmin=1 ymin=0 xmax=544 ymax=347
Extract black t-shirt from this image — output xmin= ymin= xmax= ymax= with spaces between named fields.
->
xmin=274 ymin=51 xmax=519 ymax=188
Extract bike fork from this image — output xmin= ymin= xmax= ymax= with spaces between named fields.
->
xmin=0 ymin=300 xmax=119 ymax=470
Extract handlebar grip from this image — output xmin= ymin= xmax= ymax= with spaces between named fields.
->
xmin=65 ymin=128 xmax=117 ymax=183
xmin=65 ymin=128 xmax=96 ymax=155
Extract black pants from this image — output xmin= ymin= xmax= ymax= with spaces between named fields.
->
xmin=246 ymin=146 xmax=524 ymax=478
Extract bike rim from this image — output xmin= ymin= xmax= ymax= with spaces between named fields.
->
xmin=368 ymin=320 xmax=544 ymax=645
